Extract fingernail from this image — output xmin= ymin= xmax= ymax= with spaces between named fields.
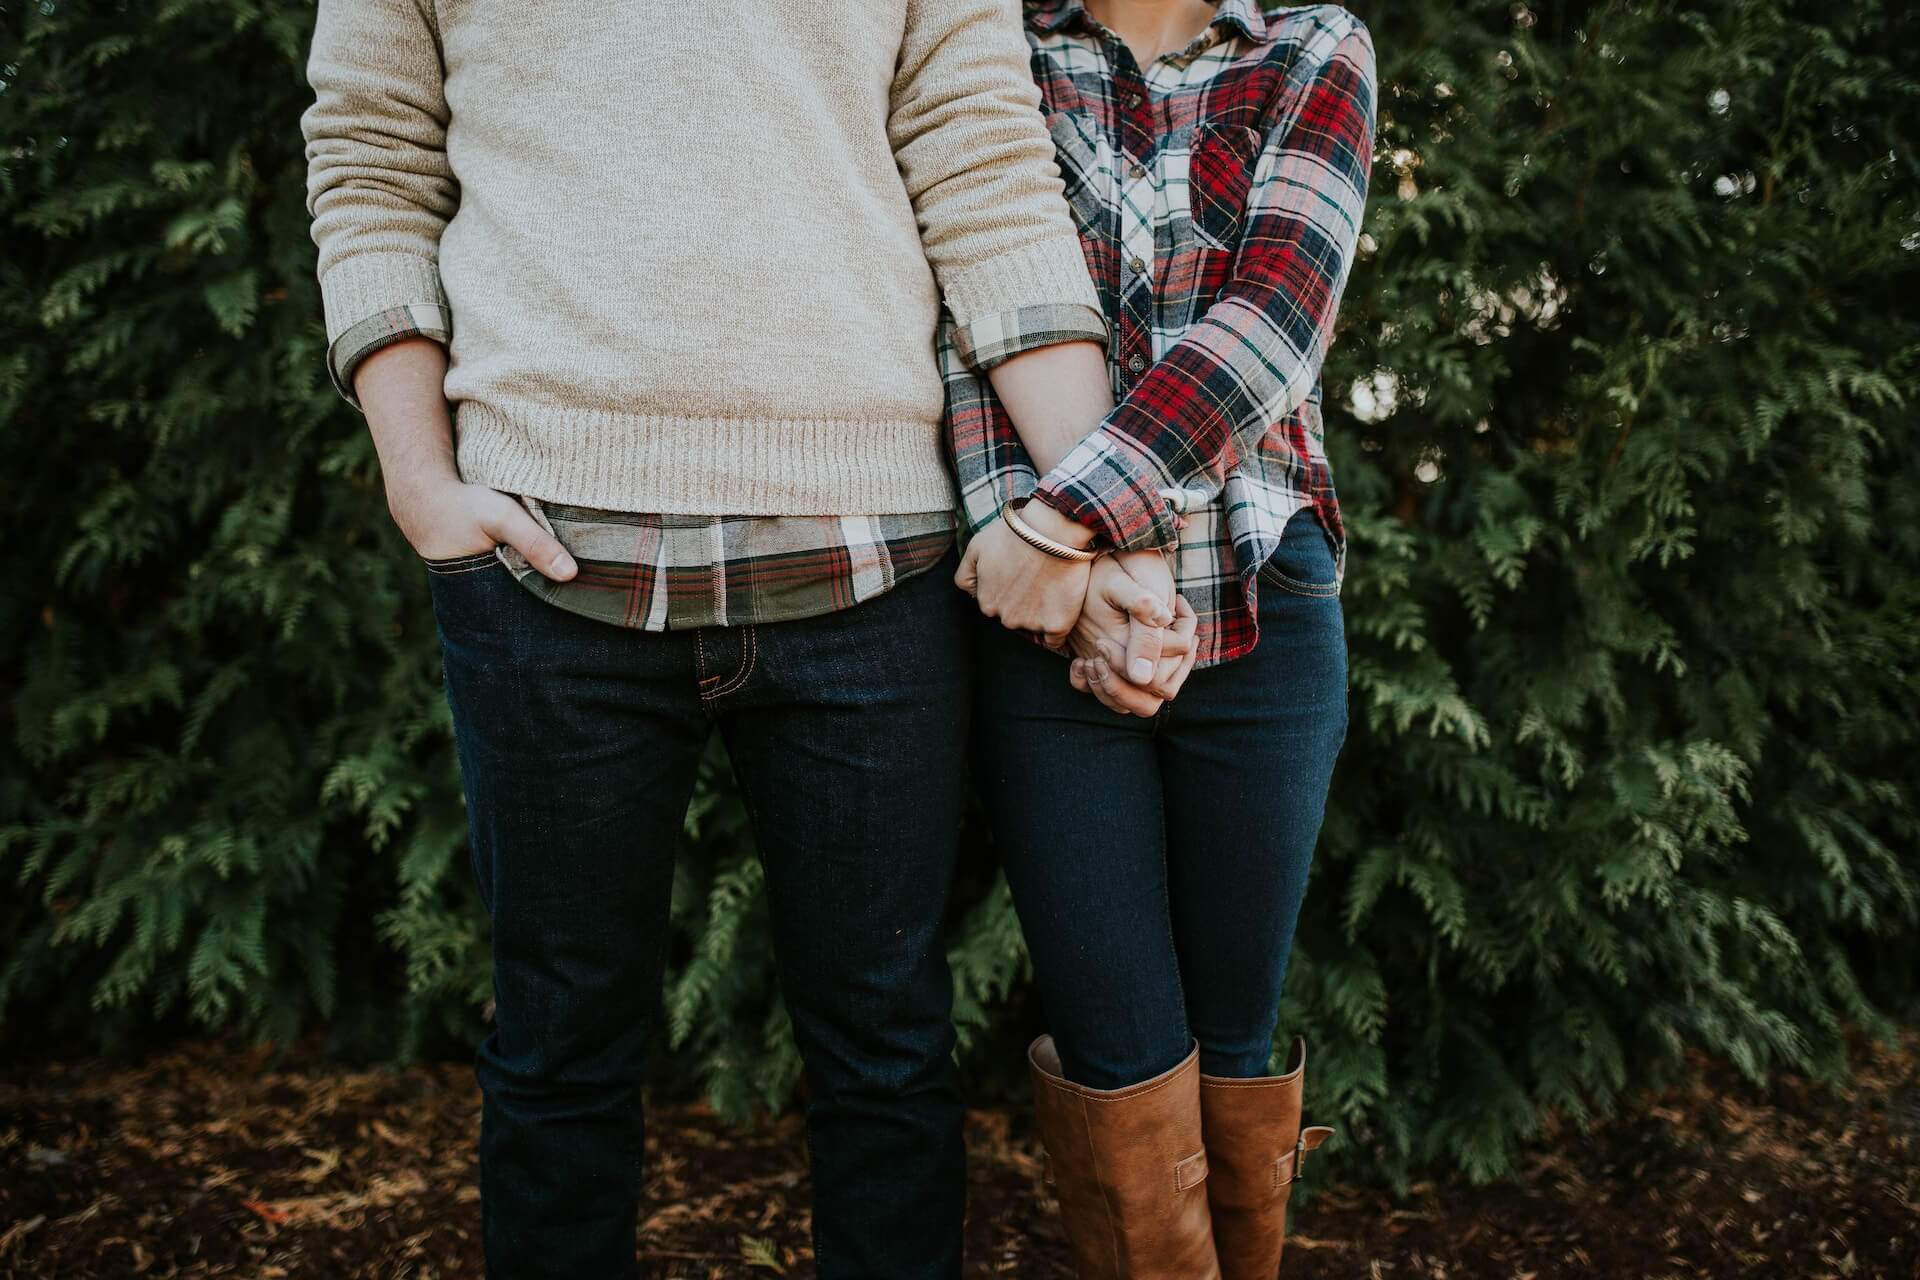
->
xmin=1130 ymin=658 xmax=1154 ymax=682
xmin=554 ymin=553 xmax=578 ymax=578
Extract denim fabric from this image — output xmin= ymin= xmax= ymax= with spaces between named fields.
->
xmin=427 ymin=550 xmax=970 ymax=1279
xmin=974 ymin=509 xmax=1348 ymax=1089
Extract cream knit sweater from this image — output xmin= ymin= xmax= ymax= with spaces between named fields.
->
xmin=302 ymin=0 xmax=1100 ymax=515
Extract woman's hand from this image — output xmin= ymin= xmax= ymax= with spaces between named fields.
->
xmin=1067 ymin=551 xmax=1198 ymax=715
xmin=1071 ymin=593 xmax=1198 ymax=715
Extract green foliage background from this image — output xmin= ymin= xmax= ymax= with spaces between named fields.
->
xmin=3 ymin=0 xmax=1916 ymax=1185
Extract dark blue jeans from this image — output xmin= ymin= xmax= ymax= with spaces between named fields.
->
xmin=974 ymin=510 xmax=1348 ymax=1090
xmin=427 ymin=551 xmax=969 ymax=1280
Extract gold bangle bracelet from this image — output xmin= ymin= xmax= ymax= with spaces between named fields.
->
xmin=1000 ymin=499 xmax=1100 ymax=562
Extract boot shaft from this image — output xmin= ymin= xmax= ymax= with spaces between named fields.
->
xmin=1027 ymin=1037 xmax=1221 ymax=1280
xmin=1198 ymin=1038 xmax=1334 ymax=1280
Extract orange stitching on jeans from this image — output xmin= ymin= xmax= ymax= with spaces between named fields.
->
xmin=704 ymin=625 xmax=757 ymax=701
xmin=695 ymin=632 xmax=722 ymax=689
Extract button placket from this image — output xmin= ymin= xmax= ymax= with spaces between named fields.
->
xmin=1115 ymin=123 xmax=1158 ymax=383
xmin=1095 ymin=33 xmax=1163 ymax=393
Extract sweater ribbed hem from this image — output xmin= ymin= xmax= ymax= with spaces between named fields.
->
xmin=453 ymin=402 xmax=960 ymax=516
xmin=318 ymin=251 xmax=446 ymax=342
xmin=940 ymin=236 xmax=1101 ymax=330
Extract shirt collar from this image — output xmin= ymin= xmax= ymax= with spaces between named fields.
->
xmin=1209 ymin=0 xmax=1268 ymax=43
xmin=1026 ymin=1 xmax=1268 ymax=44
xmin=1024 ymin=0 xmax=1089 ymax=35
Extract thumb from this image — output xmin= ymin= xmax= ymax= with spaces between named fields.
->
xmin=1123 ymin=617 xmax=1163 ymax=684
xmin=484 ymin=498 xmax=576 ymax=581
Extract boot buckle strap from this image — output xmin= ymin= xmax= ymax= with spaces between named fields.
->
xmin=1274 ymin=1125 xmax=1336 ymax=1188
xmin=1173 ymin=1150 xmax=1209 ymax=1192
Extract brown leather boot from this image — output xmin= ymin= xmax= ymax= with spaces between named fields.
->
xmin=1198 ymin=1038 xmax=1335 ymax=1280
xmin=1027 ymin=1036 xmax=1221 ymax=1280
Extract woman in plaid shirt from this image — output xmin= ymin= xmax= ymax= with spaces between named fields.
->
xmin=944 ymin=3 xmax=1375 ymax=1275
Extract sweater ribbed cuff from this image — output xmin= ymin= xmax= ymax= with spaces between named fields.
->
xmin=939 ymin=236 xmax=1101 ymax=335
xmin=317 ymin=251 xmax=446 ymax=345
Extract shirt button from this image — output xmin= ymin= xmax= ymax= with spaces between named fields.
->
xmin=1128 ymin=162 xmax=1147 ymax=180
xmin=1127 ymin=354 xmax=1146 ymax=373
xmin=1127 ymin=92 xmax=1145 ymax=109
xmin=1129 ymin=255 xmax=1147 ymax=274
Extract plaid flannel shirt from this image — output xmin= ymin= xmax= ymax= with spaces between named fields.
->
xmin=335 ymin=303 xmax=1103 ymax=630
xmin=942 ymin=0 xmax=1376 ymax=666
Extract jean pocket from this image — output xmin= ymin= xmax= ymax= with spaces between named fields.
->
xmin=1258 ymin=511 xmax=1340 ymax=598
xmin=421 ymin=548 xmax=505 ymax=576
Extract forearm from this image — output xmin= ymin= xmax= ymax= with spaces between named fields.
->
xmin=355 ymin=338 xmax=457 ymax=502
xmin=984 ymin=339 xmax=1113 ymax=476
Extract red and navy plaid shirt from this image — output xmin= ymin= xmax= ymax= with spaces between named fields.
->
xmin=942 ymin=0 xmax=1376 ymax=666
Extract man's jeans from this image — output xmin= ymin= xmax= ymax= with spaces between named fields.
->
xmin=973 ymin=510 xmax=1349 ymax=1090
xmin=427 ymin=550 xmax=969 ymax=1280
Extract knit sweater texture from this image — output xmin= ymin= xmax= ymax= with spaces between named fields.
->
xmin=302 ymin=0 xmax=1100 ymax=514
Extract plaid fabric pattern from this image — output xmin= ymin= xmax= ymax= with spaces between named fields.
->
xmin=498 ymin=502 xmax=956 ymax=631
xmin=328 ymin=302 xmax=450 ymax=405
xmin=948 ymin=301 xmax=1112 ymax=372
xmin=942 ymin=0 xmax=1377 ymax=666
xmin=333 ymin=310 xmax=968 ymax=630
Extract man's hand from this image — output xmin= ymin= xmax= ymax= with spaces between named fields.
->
xmin=954 ymin=502 xmax=1100 ymax=647
xmin=389 ymin=474 xmax=578 ymax=581
xmin=355 ymin=338 xmax=577 ymax=582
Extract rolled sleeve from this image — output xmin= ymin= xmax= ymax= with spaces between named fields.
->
xmin=326 ymin=300 xmax=451 ymax=406
xmin=1032 ymin=426 xmax=1183 ymax=551
xmin=946 ymin=300 xmax=1108 ymax=373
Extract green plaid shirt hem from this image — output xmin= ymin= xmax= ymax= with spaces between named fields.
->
xmin=496 ymin=504 xmax=956 ymax=631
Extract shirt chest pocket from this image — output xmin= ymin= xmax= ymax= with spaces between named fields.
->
xmin=1173 ymin=122 xmax=1264 ymax=253
xmin=1045 ymin=109 xmax=1111 ymax=235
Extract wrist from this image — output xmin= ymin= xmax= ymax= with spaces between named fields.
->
xmin=1018 ymin=497 xmax=1099 ymax=551
xmin=384 ymin=461 xmax=462 ymax=516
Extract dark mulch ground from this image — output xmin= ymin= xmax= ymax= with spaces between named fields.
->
xmin=2 ymin=1035 xmax=1914 ymax=1278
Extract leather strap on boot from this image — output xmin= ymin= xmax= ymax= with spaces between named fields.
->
xmin=1027 ymin=1036 xmax=1221 ymax=1280
xmin=1198 ymin=1037 xmax=1334 ymax=1280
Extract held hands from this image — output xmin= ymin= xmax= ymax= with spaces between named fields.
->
xmin=957 ymin=502 xmax=1200 ymax=714
xmin=1068 ymin=552 xmax=1199 ymax=716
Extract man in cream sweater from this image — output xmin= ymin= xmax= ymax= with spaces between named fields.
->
xmin=302 ymin=1 xmax=1143 ymax=1276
